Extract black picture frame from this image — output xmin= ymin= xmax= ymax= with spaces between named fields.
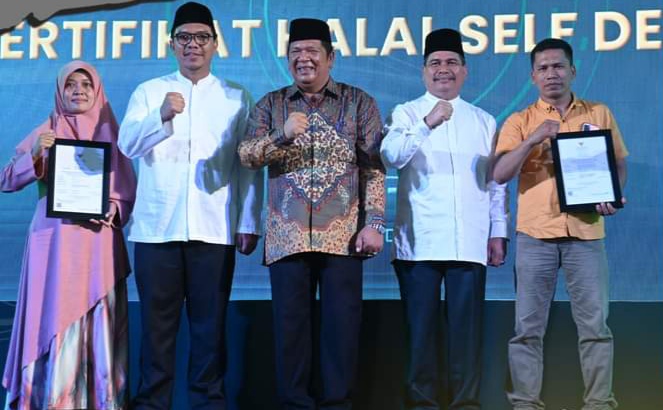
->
xmin=551 ymin=129 xmax=623 ymax=213
xmin=46 ymin=139 xmax=111 ymax=219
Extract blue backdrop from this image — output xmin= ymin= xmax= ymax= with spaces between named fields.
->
xmin=1 ymin=0 xmax=661 ymax=301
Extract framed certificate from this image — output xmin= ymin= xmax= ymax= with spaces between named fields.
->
xmin=551 ymin=129 xmax=623 ymax=213
xmin=46 ymin=139 xmax=111 ymax=219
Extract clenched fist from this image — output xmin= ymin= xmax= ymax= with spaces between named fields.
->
xmin=160 ymin=92 xmax=185 ymax=122
xmin=424 ymin=100 xmax=453 ymax=129
xmin=31 ymin=130 xmax=56 ymax=160
xmin=283 ymin=112 xmax=309 ymax=141
xmin=528 ymin=119 xmax=560 ymax=146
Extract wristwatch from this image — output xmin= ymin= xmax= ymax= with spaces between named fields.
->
xmin=368 ymin=223 xmax=386 ymax=235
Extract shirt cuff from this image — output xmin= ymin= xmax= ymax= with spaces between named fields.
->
xmin=490 ymin=220 xmax=508 ymax=238
xmin=494 ymin=146 xmax=512 ymax=157
xmin=270 ymin=128 xmax=292 ymax=147
xmin=237 ymin=222 xmax=261 ymax=236
xmin=162 ymin=118 xmax=174 ymax=137
xmin=145 ymin=108 xmax=173 ymax=140
xmin=416 ymin=118 xmax=433 ymax=138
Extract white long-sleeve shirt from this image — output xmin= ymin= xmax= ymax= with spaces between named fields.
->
xmin=381 ymin=93 xmax=508 ymax=265
xmin=119 ymin=71 xmax=263 ymax=244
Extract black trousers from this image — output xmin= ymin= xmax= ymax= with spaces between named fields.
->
xmin=269 ymin=253 xmax=363 ymax=410
xmin=395 ymin=260 xmax=486 ymax=410
xmin=132 ymin=241 xmax=236 ymax=410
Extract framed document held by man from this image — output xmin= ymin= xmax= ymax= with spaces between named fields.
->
xmin=46 ymin=139 xmax=111 ymax=219
xmin=551 ymin=129 xmax=623 ymax=213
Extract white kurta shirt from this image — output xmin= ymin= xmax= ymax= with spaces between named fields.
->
xmin=119 ymin=71 xmax=263 ymax=244
xmin=381 ymin=93 xmax=508 ymax=265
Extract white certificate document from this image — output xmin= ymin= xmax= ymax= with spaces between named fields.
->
xmin=556 ymin=136 xmax=615 ymax=205
xmin=48 ymin=140 xmax=110 ymax=218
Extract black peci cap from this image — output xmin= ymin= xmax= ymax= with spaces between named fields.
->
xmin=288 ymin=18 xmax=332 ymax=45
xmin=171 ymin=2 xmax=217 ymax=36
xmin=424 ymin=28 xmax=465 ymax=60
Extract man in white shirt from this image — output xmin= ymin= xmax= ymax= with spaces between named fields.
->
xmin=380 ymin=28 xmax=508 ymax=409
xmin=118 ymin=2 xmax=263 ymax=409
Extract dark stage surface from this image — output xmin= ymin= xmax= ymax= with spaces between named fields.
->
xmin=0 ymin=301 xmax=660 ymax=409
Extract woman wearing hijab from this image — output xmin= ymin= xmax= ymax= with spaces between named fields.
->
xmin=0 ymin=60 xmax=136 ymax=409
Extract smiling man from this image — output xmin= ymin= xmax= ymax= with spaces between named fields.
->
xmin=238 ymin=18 xmax=385 ymax=410
xmin=118 ymin=2 xmax=263 ymax=409
xmin=493 ymin=38 xmax=628 ymax=410
xmin=381 ymin=28 xmax=508 ymax=409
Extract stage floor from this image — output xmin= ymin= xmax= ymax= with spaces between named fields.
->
xmin=0 ymin=301 xmax=660 ymax=409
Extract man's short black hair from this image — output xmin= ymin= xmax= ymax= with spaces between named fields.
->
xmin=530 ymin=38 xmax=574 ymax=67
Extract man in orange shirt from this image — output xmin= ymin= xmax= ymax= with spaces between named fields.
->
xmin=493 ymin=38 xmax=627 ymax=410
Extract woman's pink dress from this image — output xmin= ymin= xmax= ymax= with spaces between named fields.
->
xmin=0 ymin=61 xmax=136 ymax=409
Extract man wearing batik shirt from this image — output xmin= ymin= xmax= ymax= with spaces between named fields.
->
xmin=238 ymin=18 xmax=385 ymax=410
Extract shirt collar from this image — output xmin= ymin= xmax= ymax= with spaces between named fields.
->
xmin=424 ymin=91 xmax=462 ymax=107
xmin=286 ymin=77 xmax=340 ymax=101
xmin=536 ymin=93 xmax=583 ymax=114
xmin=175 ymin=70 xmax=215 ymax=86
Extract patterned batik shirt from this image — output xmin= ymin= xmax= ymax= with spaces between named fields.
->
xmin=238 ymin=78 xmax=386 ymax=265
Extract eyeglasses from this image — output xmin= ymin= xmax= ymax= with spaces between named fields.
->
xmin=172 ymin=32 xmax=216 ymax=46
